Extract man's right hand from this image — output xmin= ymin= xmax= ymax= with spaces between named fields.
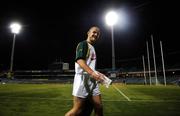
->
xmin=91 ymin=71 xmax=105 ymax=82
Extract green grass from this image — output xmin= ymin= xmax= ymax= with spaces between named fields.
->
xmin=0 ymin=83 xmax=180 ymax=116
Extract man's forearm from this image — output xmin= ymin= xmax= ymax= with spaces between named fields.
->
xmin=76 ymin=59 xmax=94 ymax=75
xmin=77 ymin=59 xmax=105 ymax=82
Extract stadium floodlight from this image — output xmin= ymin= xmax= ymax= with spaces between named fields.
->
xmin=105 ymin=10 xmax=118 ymax=71
xmin=105 ymin=11 xmax=118 ymax=26
xmin=10 ymin=23 xmax=21 ymax=34
xmin=9 ymin=22 xmax=22 ymax=72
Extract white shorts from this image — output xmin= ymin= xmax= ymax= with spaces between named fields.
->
xmin=72 ymin=73 xmax=101 ymax=98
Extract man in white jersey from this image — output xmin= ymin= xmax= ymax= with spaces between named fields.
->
xmin=65 ymin=26 xmax=104 ymax=116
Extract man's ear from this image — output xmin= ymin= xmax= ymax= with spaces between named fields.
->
xmin=87 ymin=31 xmax=89 ymax=35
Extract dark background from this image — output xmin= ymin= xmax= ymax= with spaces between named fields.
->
xmin=0 ymin=0 xmax=179 ymax=70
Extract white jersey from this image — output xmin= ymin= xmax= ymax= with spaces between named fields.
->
xmin=75 ymin=42 xmax=96 ymax=74
xmin=73 ymin=40 xmax=100 ymax=98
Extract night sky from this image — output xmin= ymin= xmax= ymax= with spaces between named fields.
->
xmin=0 ymin=0 xmax=179 ymax=70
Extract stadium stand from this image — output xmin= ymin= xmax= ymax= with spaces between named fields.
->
xmin=1 ymin=68 xmax=180 ymax=85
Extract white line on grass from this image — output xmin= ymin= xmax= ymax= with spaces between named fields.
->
xmin=112 ymin=85 xmax=131 ymax=101
xmin=103 ymin=99 xmax=180 ymax=102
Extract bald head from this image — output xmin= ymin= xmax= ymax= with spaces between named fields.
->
xmin=88 ymin=26 xmax=100 ymax=32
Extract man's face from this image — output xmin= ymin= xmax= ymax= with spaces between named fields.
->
xmin=87 ymin=27 xmax=100 ymax=44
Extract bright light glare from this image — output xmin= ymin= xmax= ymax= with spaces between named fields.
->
xmin=10 ymin=23 xmax=22 ymax=34
xmin=105 ymin=11 xmax=118 ymax=26
xmin=118 ymin=11 xmax=126 ymax=25
xmin=105 ymin=9 xmax=130 ymax=30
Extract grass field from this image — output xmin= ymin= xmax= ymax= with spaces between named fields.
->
xmin=0 ymin=83 xmax=180 ymax=116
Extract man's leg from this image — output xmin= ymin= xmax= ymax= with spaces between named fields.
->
xmin=65 ymin=96 xmax=85 ymax=116
xmin=92 ymin=95 xmax=103 ymax=116
xmin=79 ymin=97 xmax=93 ymax=116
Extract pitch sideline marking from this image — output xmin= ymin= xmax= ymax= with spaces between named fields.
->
xmin=112 ymin=85 xmax=131 ymax=101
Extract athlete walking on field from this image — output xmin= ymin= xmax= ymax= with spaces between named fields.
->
xmin=65 ymin=26 xmax=104 ymax=116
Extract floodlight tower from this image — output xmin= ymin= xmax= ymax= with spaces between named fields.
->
xmin=105 ymin=11 xmax=118 ymax=71
xmin=9 ymin=22 xmax=22 ymax=72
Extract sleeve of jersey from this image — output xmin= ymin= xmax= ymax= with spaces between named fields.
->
xmin=75 ymin=41 xmax=88 ymax=62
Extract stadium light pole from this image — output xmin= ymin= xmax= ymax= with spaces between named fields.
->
xmin=105 ymin=11 xmax=118 ymax=71
xmin=9 ymin=22 xmax=22 ymax=72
